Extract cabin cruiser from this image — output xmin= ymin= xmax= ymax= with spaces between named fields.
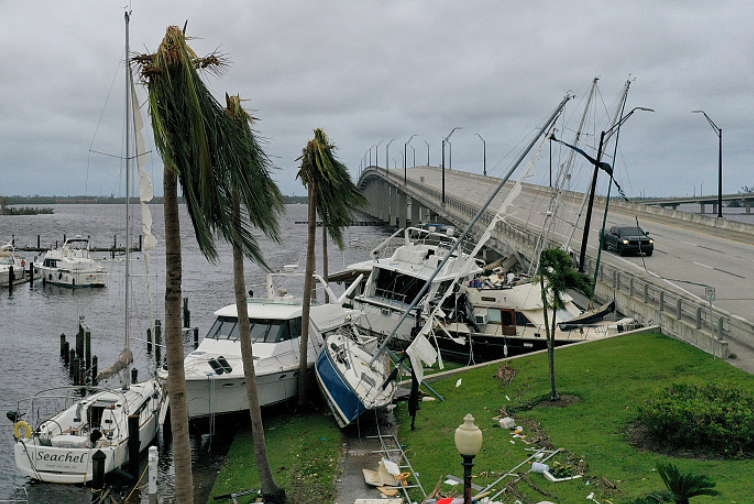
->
xmin=0 ymin=250 xmax=26 ymax=286
xmin=338 ymin=226 xmax=484 ymax=344
xmin=437 ymin=270 xmax=644 ymax=360
xmin=35 ymin=236 xmax=107 ymax=288
xmin=184 ymin=270 xmax=361 ymax=419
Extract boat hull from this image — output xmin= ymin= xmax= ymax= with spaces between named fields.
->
xmin=37 ymin=265 xmax=107 ymax=288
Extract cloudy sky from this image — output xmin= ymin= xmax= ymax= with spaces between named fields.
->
xmin=2 ymin=0 xmax=752 ymax=199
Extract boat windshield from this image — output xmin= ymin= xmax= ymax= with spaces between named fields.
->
xmin=206 ymin=316 xmax=300 ymax=343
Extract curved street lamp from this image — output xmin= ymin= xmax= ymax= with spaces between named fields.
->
xmin=404 ymin=134 xmax=417 ymax=184
xmin=455 ymin=413 xmax=482 ymax=504
xmin=475 ymin=133 xmax=486 ymax=176
xmin=386 ymin=138 xmax=395 ymax=176
xmin=423 ymin=140 xmax=430 ymax=166
xmin=375 ymin=139 xmax=384 ymax=169
xmin=442 ymin=127 xmax=461 ymax=204
xmin=692 ymin=110 xmax=723 ymax=218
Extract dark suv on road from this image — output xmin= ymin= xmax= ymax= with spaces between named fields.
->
xmin=600 ymin=225 xmax=654 ymax=256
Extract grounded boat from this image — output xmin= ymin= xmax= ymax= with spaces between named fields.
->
xmin=437 ymin=271 xmax=644 ymax=360
xmin=35 ymin=236 xmax=107 ymax=288
xmin=10 ymin=11 xmax=166 ymax=484
xmin=184 ymin=270 xmax=361 ymax=420
xmin=340 ymin=226 xmax=483 ymax=344
xmin=315 ymin=327 xmax=396 ymax=428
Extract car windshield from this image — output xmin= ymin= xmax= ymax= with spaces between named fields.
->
xmin=617 ymin=227 xmax=645 ymax=236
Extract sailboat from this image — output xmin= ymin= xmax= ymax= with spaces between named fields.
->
xmin=10 ymin=11 xmax=166 ymax=484
xmin=316 ymin=95 xmax=574 ymax=427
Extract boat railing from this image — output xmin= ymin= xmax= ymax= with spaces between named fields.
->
xmin=373 ymin=288 xmax=409 ymax=306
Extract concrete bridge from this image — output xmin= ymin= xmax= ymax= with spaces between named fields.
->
xmin=357 ymin=165 xmax=754 ymax=363
xmin=639 ymin=193 xmax=754 ymax=214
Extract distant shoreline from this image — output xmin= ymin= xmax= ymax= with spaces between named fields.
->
xmin=0 ymin=195 xmax=308 ymax=205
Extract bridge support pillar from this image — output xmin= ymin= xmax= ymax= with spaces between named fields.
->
xmin=410 ymin=198 xmax=421 ymax=225
xmin=746 ymin=200 xmax=752 ymax=215
xmin=396 ymin=191 xmax=408 ymax=228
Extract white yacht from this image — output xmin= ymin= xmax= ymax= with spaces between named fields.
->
xmin=339 ymin=226 xmax=484 ymax=344
xmin=35 ymin=236 xmax=107 ymax=288
xmin=184 ymin=271 xmax=361 ymax=419
xmin=0 ymin=250 xmax=26 ymax=286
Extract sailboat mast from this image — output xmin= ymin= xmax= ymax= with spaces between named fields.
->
xmin=124 ymin=10 xmax=132 ymax=386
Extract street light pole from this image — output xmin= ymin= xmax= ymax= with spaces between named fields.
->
xmin=693 ymin=110 xmax=723 ymax=218
xmin=423 ymin=140 xmax=429 ymax=166
xmin=442 ymin=127 xmax=461 ymax=204
xmin=375 ymin=140 xmax=384 ymax=170
xmin=475 ymin=133 xmax=486 ymax=176
xmin=386 ymin=138 xmax=395 ymax=177
xmin=455 ymin=414 xmax=482 ymax=504
xmin=404 ymin=134 xmax=416 ymax=184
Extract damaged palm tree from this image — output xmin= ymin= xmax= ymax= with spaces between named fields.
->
xmin=224 ymin=94 xmax=286 ymax=503
xmin=295 ymin=128 xmax=364 ymax=409
xmin=134 ymin=27 xmax=282 ymax=503
xmin=538 ymin=248 xmax=592 ymax=401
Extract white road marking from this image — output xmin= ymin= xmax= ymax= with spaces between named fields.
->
xmin=693 ymin=262 xmax=714 ymax=270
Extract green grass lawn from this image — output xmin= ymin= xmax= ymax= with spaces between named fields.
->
xmin=210 ymin=332 xmax=754 ymax=503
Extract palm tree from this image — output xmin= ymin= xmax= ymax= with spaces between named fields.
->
xmin=134 ymin=27 xmax=278 ymax=504
xmin=538 ymin=248 xmax=592 ymax=401
xmin=295 ymin=128 xmax=364 ymax=409
xmin=656 ymin=462 xmax=719 ymax=504
xmin=225 ymin=95 xmax=286 ymax=503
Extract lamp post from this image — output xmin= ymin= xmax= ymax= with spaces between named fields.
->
xmin=375 ymin=140 xmax=384 ymax=169
xmin=455 ymin=414 xmax=482 ymax=504
xmin=442 ymin=127 xmax=461 ymax=204
xmin=475 ymin=133 xmax=486 ymax=176
xmin=386 ymin=138 xmax=395 ymax=177
xmin=692 ymin=110 xmax=723 ymax=218
xmin=404 ymin=134 xmax=416 ymax=184
xmin=552 ymin=107 xmax=653 ymax=272
xmin=410 ymin=145 xmax=416 ymax=169
xmin=423 ymin=140 xmax=430 ymax=166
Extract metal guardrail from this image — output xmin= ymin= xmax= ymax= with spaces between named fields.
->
xmin=359 ymin=168 xmax=754 ymax=357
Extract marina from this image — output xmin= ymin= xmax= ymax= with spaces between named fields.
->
xmin=0 ymin=202 xmax=387 ymax=503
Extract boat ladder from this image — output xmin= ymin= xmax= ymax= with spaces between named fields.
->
xmin=369 ymin=419 xmax=427 ymax=503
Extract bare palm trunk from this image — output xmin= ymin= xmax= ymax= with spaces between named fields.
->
xmin=232 ymin=197 xmax=286 ymax=503
xmin=164 ymin=168 xmax=194 ymax=503
xmin=321 ymin=224 xmax=329 ymax=304
xmin=540 ymin=275 xmax=559 ymax=401
xmin=297 ymin=181 xmax=317 ymax=410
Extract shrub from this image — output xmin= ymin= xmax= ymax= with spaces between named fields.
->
xmin=637 ymin=383 xmax=754 ymax=457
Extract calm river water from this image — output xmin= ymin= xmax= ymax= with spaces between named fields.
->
xmin=0 ymin=203 xmax=386 ymax=503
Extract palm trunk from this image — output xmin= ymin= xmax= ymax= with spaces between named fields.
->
xmin=297 ymin=181 xmax=317 ymax=410
xmin=164 ymin=168 xmax=194 ymax=503
xmin=232 ymin=197 xmax=286 ymax=503
xmin=540 ymin=275 xmax=559 ymax=401
xmin=322 ymin=224 xmax=329 ymax=304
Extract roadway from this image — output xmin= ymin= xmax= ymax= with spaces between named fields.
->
xmin=398 ymin=166 xmax=754 ymax=325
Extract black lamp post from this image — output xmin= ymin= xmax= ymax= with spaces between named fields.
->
xmin=553 ymin=107 xmax=653 ymax=272
xmin=404 ymin=134 xmax=416 ymax=184
xmin=475 ymin=133 xmax=486 ymax=176
xmin=442 ymin=127 xmax=461 ymax=204
xmin=455 ymin=414 xmax=482 ymax=504
xmin=692 ymin=110 xmax=723 ymax=218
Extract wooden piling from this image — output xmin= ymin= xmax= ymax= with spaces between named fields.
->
xmin=128 ymin=414 xmax=141 ymax=479
xmin=62 ymin=341 xmax=70 ymax=366
xmin=183 ymin=298 xmax=190 ymax=329
xmin=92 ymin=450 xmax=106 ymax=490
xmin=154 ymin=320 xmax=162 ymax=366
xmin=69 ymin=349 xmax=76 ymax=375
xmin=76 ymin=324 xmax=84 ymax=360
xmin=85 ymin=327 xmax=92 ymax=372
xmin=92 ymin=356 xmax=98 ymax=385
xmin=147 ymin=327 xmax=153 ymax=353
xmin=60 ymin=334 xmax=66 ymax=358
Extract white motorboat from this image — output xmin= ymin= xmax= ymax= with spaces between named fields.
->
xmin=316 ymin=326 xmax=396 ymax=428
xmin=0 ymin=250 xmax=26 ymax=287
xmin=184 ymin=270 xmax=361 ymax=419
xmin=11 ymin=12 xmax=166 ymax=484
xmin=35 ymin=236 xmax=107 ymax=288
xmin=340 ymin=226 xmax=484 ymax=344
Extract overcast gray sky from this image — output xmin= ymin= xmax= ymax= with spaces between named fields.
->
xmin=1 ymin=0 xmax=752 ymax=199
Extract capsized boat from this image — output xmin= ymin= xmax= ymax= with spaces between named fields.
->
xmin=315 ymin=326 xmax=397 ymax=428
xmin=35 ymin=235 xmax=107 ymax=288
xmin=184 ymin=270 xmax=362 ymax=420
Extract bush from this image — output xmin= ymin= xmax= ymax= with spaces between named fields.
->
xmin=637 ymin=383 xmax=754 ymax=457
